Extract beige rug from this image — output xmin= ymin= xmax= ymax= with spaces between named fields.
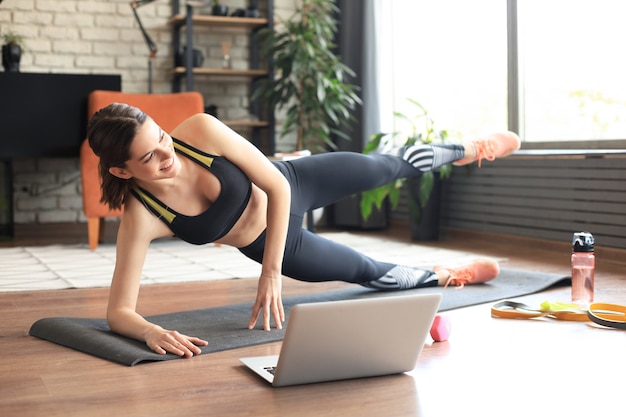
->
xmin=0 ymin=231 xmax=499 ymax=292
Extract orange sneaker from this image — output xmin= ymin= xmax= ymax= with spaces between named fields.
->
xmin=454 ymin=131 xmax=521 ymax=167
xmin=434 ymin=258 xmax=500 ymax=289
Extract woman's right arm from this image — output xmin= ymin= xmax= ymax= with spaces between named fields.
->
xmin=106 ymin=198 xmax=208 ymax=357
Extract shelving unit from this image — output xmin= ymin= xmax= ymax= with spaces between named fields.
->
xmin=169 ymin=2 xmax=275 ymax=154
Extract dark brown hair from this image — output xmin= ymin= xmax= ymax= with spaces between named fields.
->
xmin=86 ymin=103 xmax=148 ymax=210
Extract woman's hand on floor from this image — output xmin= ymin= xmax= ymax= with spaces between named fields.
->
xmin=145 ymin=325 xmax=208 ymax=357
xmin=248 ymin=273 xmax=285 ymax=331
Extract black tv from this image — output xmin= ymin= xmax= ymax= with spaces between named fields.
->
xmin=0 ymin=72 xmax=121 ymax=158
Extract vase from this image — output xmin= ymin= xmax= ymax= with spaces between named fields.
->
xmin=212 ymin=5 xmax=229 ymax=16
xmin=176 ymin=47 xmax=204 ymax=68
xmin=331 ymin=195 xmax=388 ymax=230
xmin=408 ymin=174 xmax=442 ymax=241
xmin=2 ymin=44 xmax=21 ymax=72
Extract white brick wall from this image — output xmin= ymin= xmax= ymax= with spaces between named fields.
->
xmin=0 ymin=0 xmax=296 ymax=226
xmin=12 ymin=157 xmax=82 ymax=224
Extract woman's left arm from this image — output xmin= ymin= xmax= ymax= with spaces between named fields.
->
xmin=173 ymin=114 xmax=291 ymax=331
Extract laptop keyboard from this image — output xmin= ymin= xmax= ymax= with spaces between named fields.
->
xmin=264 ymin=366 xmax=276 ymax=375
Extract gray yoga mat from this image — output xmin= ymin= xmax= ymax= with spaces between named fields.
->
xmin=29 ymin=268 xmax=569 ymax=366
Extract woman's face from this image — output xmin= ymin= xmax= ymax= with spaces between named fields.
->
xmin=109 ymin=118 xmax=180 ymax=182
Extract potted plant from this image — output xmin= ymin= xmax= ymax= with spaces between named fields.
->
xmin=2 ymin=31 xmax=24 ymax=72
xmin=360 ymin=99 xmax=453 ymax=240
xmin=253 ymin=0 xmax=361 ymax=153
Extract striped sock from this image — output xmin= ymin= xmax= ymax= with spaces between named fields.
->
xmin=361 ymin=266 xmax=439 ymax=291
xmin=400 ymin=144 xmax=465 ymax=172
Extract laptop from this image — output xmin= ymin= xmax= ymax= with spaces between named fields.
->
xmin=240 ymin=293 xmax=441 ymax=387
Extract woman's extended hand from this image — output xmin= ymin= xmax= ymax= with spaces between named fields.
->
xmin=248 ymin=273 xmax=285 ymax=331
xmin=145 ymin=325 xmax=208 ymax=357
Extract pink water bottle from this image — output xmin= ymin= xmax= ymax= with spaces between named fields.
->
xmin=571 ymin=232 xmax=594 ymax=307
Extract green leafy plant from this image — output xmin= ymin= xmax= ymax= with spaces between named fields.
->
xmin=2 ymin=31 xmax=24 ymax=47
xmin=253 ymin=0 xmax=361 ymax=152
xmin=360 ymin=99 xmax=453 ymax=222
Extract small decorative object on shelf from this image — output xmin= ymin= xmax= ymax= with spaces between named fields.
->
xmin=221 ymin=41 xmax=231 ymax=69
xmin=177 ymin=47 xmax=204 ymax=68
xmin=212 ymin=0 xmax=228 ymax=16
xmin=247 ymin=0 xmax=260 ymax=17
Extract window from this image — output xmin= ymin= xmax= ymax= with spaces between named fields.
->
xmin=518 ymin=0 xmax=626 ymax=141
xmin=378 ymin=0 xmax=508 ymax=141
xmin=378 ymin=0 xmax=626 ymax=143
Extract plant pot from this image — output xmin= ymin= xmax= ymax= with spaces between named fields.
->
xmin=2 ymin=44 xmax=21 ymax=72
xmin=408 ymin=174 xmax=442 ymax=241
xmin=212 ymin=5 xmax=229 ymax=16
xmin=331 ymin=195 xmax=388 ymax=230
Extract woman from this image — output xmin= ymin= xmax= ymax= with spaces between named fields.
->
xmin=87 ymin=103 xmax=520 ymax=358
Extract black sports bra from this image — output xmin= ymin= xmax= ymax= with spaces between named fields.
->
xmin=130 ymin=137 xmax=252 ymax=244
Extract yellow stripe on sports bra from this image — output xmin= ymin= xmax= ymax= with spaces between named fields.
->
xmin=134 ymin=187 xmax=176 ymax=224
xmin=173 ymin=140 xmax=214 ymax=168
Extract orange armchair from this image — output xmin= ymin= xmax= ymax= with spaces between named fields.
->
xmin=80 ymin=90 xmax=205 ymax=250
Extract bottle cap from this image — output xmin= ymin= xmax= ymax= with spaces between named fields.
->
xmin=572 ymin=231 xmax=594 ymax=252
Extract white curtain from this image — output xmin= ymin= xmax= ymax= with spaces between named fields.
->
xmin=364 ymin=0 xmax=417 ymax=141
xmin=368 ymin=0 xmax=393 ymax=136
xmin=360 ymin=0 xmax=386 ymax=145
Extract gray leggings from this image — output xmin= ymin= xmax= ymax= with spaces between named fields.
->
xmin=238 ymin=151 xmax=428 ymax=284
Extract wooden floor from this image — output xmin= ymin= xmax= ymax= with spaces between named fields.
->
xmin=2 ymin=223 xmax=626 ymax=416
